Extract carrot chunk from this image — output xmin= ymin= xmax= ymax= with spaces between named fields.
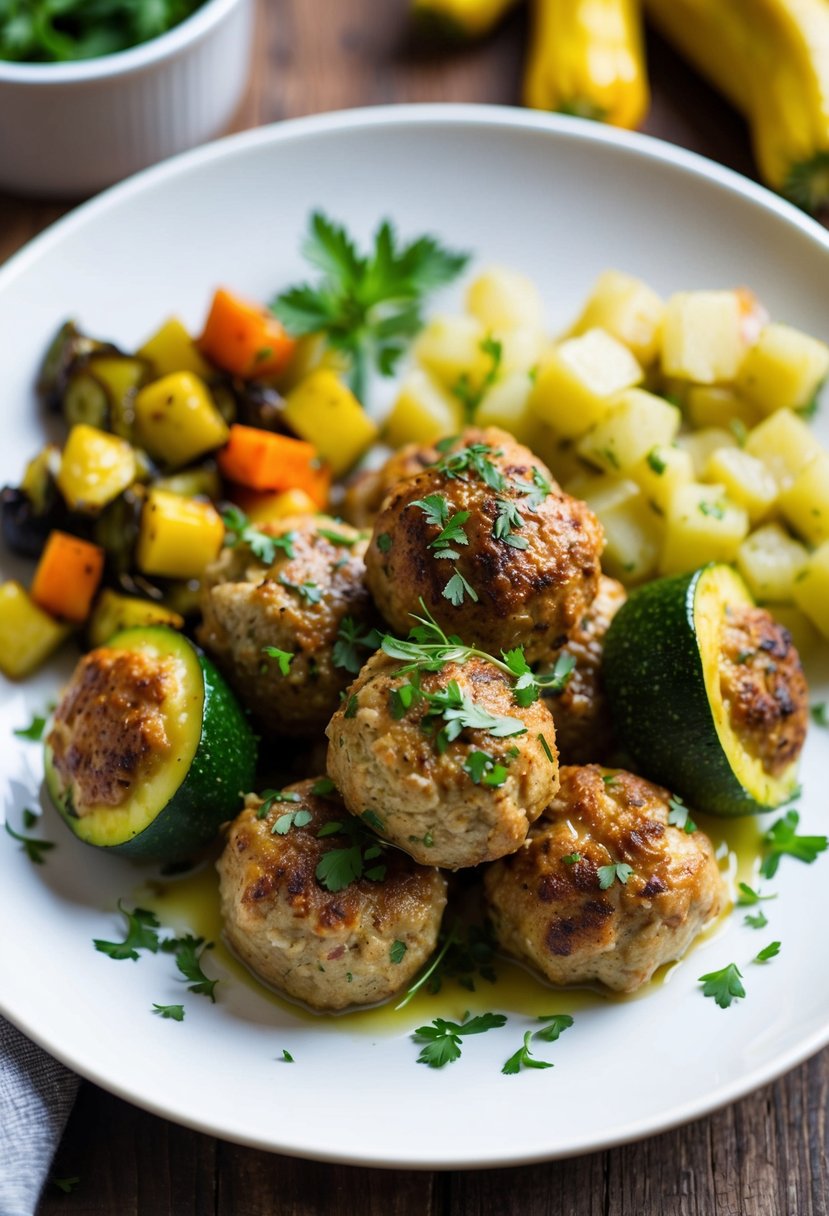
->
xmin=218 ymin=424 xmax=330 ymax=507
xmin=31 ymin=530 xmax=104 ymax=623
xmin=198 ymin=288 xmax=297 ymax=379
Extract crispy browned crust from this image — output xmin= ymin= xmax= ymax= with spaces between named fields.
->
xmin=718 ymin=603 xmax=809 ymax=776
xmin=365 ymin=427 xmax=603 ymax=662
xmin=48 ymin=648 xmax=172 ymax=812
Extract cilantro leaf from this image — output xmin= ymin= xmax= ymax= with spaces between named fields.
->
xmin=4 ymin=818 xmax=55 ymax=865
xmin=377 ymin=531 xmax=393 ymax=554
xmin=222 ymin=506 xmax=295 ymax=563
xmin=755 ymin=940 xmax=781 ymax=963
xmin=698 ymin=962 xmax=745 ymax=1009
xmin=272 ymin=213 xmax=468 ymax=402
xmin=14 ymin=713 xmax=47 ymax=741
xmin=152 ymin=1003 xmax=185 ymax=1021
xmin=262 ymin=646 xmax=294 ymax=676
xmin=411 ymin=492 xmax=449 ymax=530
xmin=535 ymin=1013 xmax=574 ymax=1042
xmin=501 ymin=1030 xmax=554 ymax=1075
xmin=597 ymin=862 xmax=633 ymax=890
xmin=760 ymin=809 xmax=828 ymax=878
xmin=413 ymin=1012 xmax=507 ymax=1068
xmin=93 ymin=901 xmax=161 ymax=961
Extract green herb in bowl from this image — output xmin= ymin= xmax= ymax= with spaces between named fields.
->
xmin=0 ymin=0 xmax=205 ymax=63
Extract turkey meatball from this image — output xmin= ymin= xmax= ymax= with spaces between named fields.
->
xmin=217 ymin=780 xmax=447 ymax=1012
xmin=326 ymin=650 xmax=560 ymax=870
xmin=537 ymin=575 xmax=627 ymax=764
xmin=198 ymin=514 xmax=377 ymax=737
xmin=365 ymin=426 xmax=603 ymax=661
xmin=484 ymin=765 xmax=726 ymax=993
xmin=342 ymin=441 xmax=439 ymax=528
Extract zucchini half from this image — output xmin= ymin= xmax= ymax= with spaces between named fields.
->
xmin=45 ymin=626 xmax=257 ymax=861
xmin=603 ymin=564 xmax=801 ymax=816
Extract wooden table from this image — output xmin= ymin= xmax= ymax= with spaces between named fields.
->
xmin=1 ymin=2 xmax=824 ymax=1212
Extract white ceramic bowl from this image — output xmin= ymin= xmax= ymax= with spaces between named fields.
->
xmin=0 ymin=0 xmax=254 ymax=198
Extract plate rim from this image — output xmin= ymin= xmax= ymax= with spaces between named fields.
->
xmin=2 ymin=102 xmax=829 ymax=1168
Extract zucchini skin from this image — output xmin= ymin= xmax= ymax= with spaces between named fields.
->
xmin=603 ymin=567 xmax=789 ymax=817
xmin=45 ymin=630 xmax=257 ymax=862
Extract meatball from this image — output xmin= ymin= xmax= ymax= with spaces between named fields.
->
xmin=719 ymin=603 xmax=808 ymax=777
xmin=342 ymin=441 xmax=439 ymax=528
xmin=537 ymin=575 xmax=627 ymax=764
xmin=484 ymin=765 xmax=726 ymax=993
xmin=326 ymin=650 xmax=560 ymax=870
xmin=217 ymin=780 xmax=447 ymax=1011
xmin=365 ymin=426 xmax=603 ymax=661
xmin=198 ymin=514 xmax=378 ymax=737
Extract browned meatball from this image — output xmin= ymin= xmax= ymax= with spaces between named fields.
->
xmin=342 ymin=441 xmax=439 ymax=528
xmin=719 ymin=604 xmax=808 ymax=776
xmin=326 ymin=650 xmax=560 ymax=870
xmin=198 ymin=514 xmax=377 ymax=737
xmin=365 ymin=426 xmax=603 ymax=662
xmin=537 ymin=575 xmax=627 ymax=764
xmin=217 ymin=780 xmax=447 ymax=1011
xmin=484 ymin=765 xmax=726 ymax=993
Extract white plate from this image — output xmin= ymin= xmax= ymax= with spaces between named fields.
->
xmin=1 ymin=106 xmax=828 ymax=1170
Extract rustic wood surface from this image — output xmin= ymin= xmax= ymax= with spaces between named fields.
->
xmin=1 ymin=1 xmax=824 ymax=1212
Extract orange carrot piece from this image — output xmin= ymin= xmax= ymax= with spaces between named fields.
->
xmin=31 ymin=530 xmax=105 ymax=623
xmin=218 ymin=424 xmax=330 ymax=507
xmin=198 ymin=288 xmax=297 ymax=379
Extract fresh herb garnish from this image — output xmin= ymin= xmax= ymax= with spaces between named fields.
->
xmin=646 ymin=448 xmax=666 ymax=475
xmin=278 ymin=574 xmax=322 ymax=604
xmin=432 ymin=441 xmax=506 ymax=491
xmin=271 ymin=808 xmax=313 ymax=836
xmin=699 ymin=962 xmax=745 ymax=1008
xmin=811 ymin=703 xmax=828 ymax=728
xmin=535 ymin=1013 xmax=574 ymax=1042
xmin=493 ymin=498 xmax=528 ymax=549
xmin=332 ymin=616 xmax=382 ymax=674
xmin=93 ymin=901 xmax=161 ymax=960
xmin=315 ymin=818 xmax=389 ymax=892
xmin=0 ymin=1 xmax=203 ymax=63
xmin=377 ymin=531 xmax=393 ymax=554
xmin=152 ymin=1003 xmax=185 ymax=1021
xmin=412 ymin=1012 xmax=507 ymax=1068
xmin=451 ymin=335 xmax=503 ymax=422
xmin=311 ymin=778 xmax=337 ymax=797
xmin=343 ymin=694 xmax=359 ymax=719
xmin=699 ymin=500 xmax=726 ymax=520
xmin=755 ymin=941 xmax=781 ymax=963
xmin=257 ymin=788 xmax=302 ymax=818
xmin=4 ymin=818 xmax=55 ymax=865
xmin=261 ymin=646 xmax=295 ymax=676
xmin=744 ymin=910 xmax=769 ymax=930
xmin=417 ymin=679 xmax=527 ymax=751
xmin=318 ymin=528 xmax=359 ymax=547
xmin=501 ymin=1030 xmax=554 ymax=1075
xmin=390 ymin=940 xmax=407 ymax=965
xmin=597 ymin=862 xmax=633 ymax=890
xmin=396 ymin=922 xmax=497 ymax=1009
xmin=222 ymin=505 xmax=296 ymax=563
xmin=443 ymin=565 xmax=478 ymax=606
xmin=13 ymin=713 xmax=47 ymax=741
xmin=667 ymin=794 xmax=697 ymax=834
xmin=464 ymin=750 xmax=510 ymax=787
xmin=281 ymin=1049 xmax=294 ymax=1063
xmin=562 ymin=852 xmax=581 ymax=866
xmin=538 ymin=733 xmax=554 ymax=764
xmin=162 ymin=934 xmax=218 ymax=1002
xmin=760 ymin=809 xmax=828 ymax=878
xmin=736 ymin=882 xmax=776 ymax=907
xmin=271 ymin=212 xmax=468 ymax=401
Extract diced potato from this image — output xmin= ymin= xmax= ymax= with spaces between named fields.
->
xmin=284 ymin=370 xmax=379 ymax=477
xmin=686 ymin=386 xmax=760 ymax=432
xmin=228 ymin=486 xmax=318 ymax=525
xmin=134 ymin=372 xmax=229 ymax=469
xmin=735 ymin=524 xmax=809 ymax=603
xmin=677 ymin=428 xmax=738 ymax=477
xmin=497 ymin=329 xmax=546 ymax=377
xmin=136 ymin=489 xmax=224 ymax=579
xmin=778 ymin=452 xmax=829 ymax=545
xmin=661 ymin=291 xmax=745 ymax=383
xmin=574 ymin=476 xmax=661 ymax=584
xmin=744 ymin=409 xmax=824 ymax=488
xmin=0 ymin=582 xmax=71 ymax=679
xmin=576 ymin=389 xmax=680 ymax=474
xmin=704 ymin=448 xmax=777 ymax=522
xmin=529 ymin=329 xmax=643 ymax=439
xmin=568 ymin=270 xmax=665 ymax=366
xmin=660 ymin=483 xmax=749 ymax=575
xmin=383 ymin=368 xmax=463 ymax=448
xmin=526 ymin=423 xmax=589 ymax=484
xmin=87 ymin=589 xmax=184 ymax=649
xmin=137 ymin=317 xmax=213 ymax=381
xmin=414 ymin=315 xmax=488 ymax=390
xmin=792 ymin=540 xmax=829 ymax=638
xmin=629 ymin=444 xmax=695 ymax=514
xmin=475 ymin=370 xmax=535 ymax=443
xmin=57 ymin=424 xmax=136 ymax=512
xmin=466 ymin=267 xmax=544 ymax=332
xmin=768 ymin=605 xmax=821 ymax=659
xmin=736 ymin=322 xmax=829 ymax=415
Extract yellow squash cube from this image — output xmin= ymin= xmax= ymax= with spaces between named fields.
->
xmin=703 ymin=447 xmax=778 ymax=523
xmin=137 ymin=489 xmax=224 ymax=579
xmin=736 ymin=524 xmax=808 ymax=604
xmin=384 ymin=368 xmax=463 ymax=448
xmin=87 ymin=589 xmax=184 ymax=649
xmin=661 ymin=291 xmax=744 ymax=384
xmin=792 ymin=540 xmax=829 ymax=638
xmin=0 ymin=582 xmax=71 ymax=679
xmin=575 ymin=476 xmax=661 ymax=584
xmin=466 ymin=267 xmax=544 ymax=332
xmin=284 ymin=370 xmax=378 ymax=477
xmin=660 ymin=483 xmax=749 ymax=575
xmin=529 ymin=329 xmax=643 ymax=439
xmin=744 ymin=409 xmax=824 ymax=489
xmin=57 ymin=424 xmax=136 ymax=512
xmin=134 ymin=372 xmax=229 ymax=470
xmin=576 ymin=388 xmax=680 ymax=474
xmin=138 ymin=317 xmax=213 ymax=380
xmin=736 ymin=322 xmax=829 ymax=415
xmin=629 ymin=444 xmax=695 ymax=514
xmin=568 ymin=270 xmax=665 ymax=366
xmin=686 ymin=386 xmax=760 ymax=432
xmin=229 ymin=486 xmax=318 ymax=525
xmin=778 ymin=452 xmax=829 ymax=546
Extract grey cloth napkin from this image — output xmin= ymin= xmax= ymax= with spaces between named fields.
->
xmin=0 ymin=1018 xmax=78 ymax=1216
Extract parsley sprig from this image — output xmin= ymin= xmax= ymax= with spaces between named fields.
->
xmin=4 ymin=817 xmax=55 ymax=865
xmin=760 ymin=809 xmax=828 ymax=879
xmin=413 ymin=1012 xmax=507 ymax=1068
xmin=161 ymin=934 xmax=218 ymax=1002
xmin=315 ymin=815 xmax=389 ymax=892
xmin=699 ymin=962 xmax=746 ymax=1009
xmin=93 ymin=901 xmax=161 ymax=960
xmin=332 ymin=617 xmax=382 ymax=674
xmin=271 ymin=212 xmax=469 ymax=402
xmin=395 ymin=921 xmax=497 ymax=1009
xmin=432 ymin=440 xmax=506 ymax=491
xmin=501 ymin=1031 xmax=553 ymax=1075
xmin=13 ymin=713 xmax=47 ymax=741
xmin=222 ymin=506 xmax=296 ymax=564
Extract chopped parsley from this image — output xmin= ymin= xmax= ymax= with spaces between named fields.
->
xmin=315 ymin=817 xmax=389 ymax=892
xmin=343 ymin=694 xmax=359 ymax=719
xmin=161 ymin=934 xmax=218 ymax=1002
xmin=416 ymin=679 xmax=526 ymax=752
xmin=760 ymin=809 xmax=827 ymax=878
xmin=535 ymin=1013 xmax=574 ymax=1042
xmin=744 ymin=910 xmax=769 ymax=930
xmin=152 ymin=1003 xmax=185 ymax=1021
xmin=667 ymin=794 xmax=697 ymax=834
xmin=451 ymin=335 xmax=503 ymax=422
xmin=4 ymin=818 xmax=55 ymax=865
xmin=271 ymin=808 xmax=313 ymax=836
xmin=281 ymin=1049 xmax=294 ymax=1063
xmin=332 ymin=616 xmax=382 ymax=674
xmin=493 ymin=498 xmax=528 ymax=549
xmin=811 ymin=702 xmax=828 ymax=728
xmin=464 ymin=750 xmax=510 ymax=787
xmin=561 ymin=852 xmax=581 ymax=866
xmin=729 ymin=418 xmax=748 ymax=445
xmin=646 ymin=448 xmax=666 ymax=475
xmin=597 ymin=862 xmax=633 ymax=890
xmin=256 ymin=789 xmax=302 ymax=818
xmin=736 ymin=882 xmax=776 ymax=907
xmin=698 ymin=962 xmax=745 ymax=1009
xmin=261 ymin=645 xmax=294 ymax=676
xmin=432 ymin=440 xmax=506 ymax=492
xmin=222 ymin=505 xmax=296 ymax=563
xmin=755 ymin=941 xmax=781 ymax=963
xmin=698 ymin=500 xmax=726 ymax=520
xmin=396 ymin=922 xmax=497 ymax=1008
xmin=377 ymin=531 xmax=393 ymax=554
xmin=412 ymin=1012 xmax=507 ymax=1068
xmin=390 ymin=940 xmax=407 ymax=965
xmin=512 ymin=466 xmax=552 ymax=509
xmin=271 ymin=212 xmax=468 ymax=402
xmin=443 ymin=565 xmax=478 ymax=606
xmin=278 ymin=574 xmax=322 ymax=604
xmin=13 ymin=713 xmax=47 ymax=741
xmin=93 ymin=902 xmax=161 ymax=960
xmin=501 ymin=1030 xmax=553 ymax=1075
